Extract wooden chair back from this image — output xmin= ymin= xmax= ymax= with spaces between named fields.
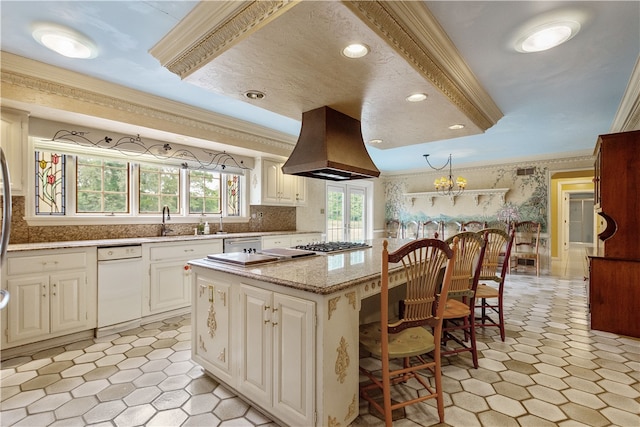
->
xmin=383 ymin=238 xmax=456 ymax=333
xmin=385 ymin=219 xmax=401 ymax=238
xmin=477 ymin=228 xmax=514 ymax=282
xmin=459 ymin=221 xmax=487 ymax=232
xmin=444 ymin=231 xmax=487 ymax=297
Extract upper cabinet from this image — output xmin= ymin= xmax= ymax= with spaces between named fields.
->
xmin=250 ymin=158 xmax=306 ymax=206
xmin=0 ymin=108 xmax=28 ymax=195
xmin=593 ymin=129 xmax=640 ymax=259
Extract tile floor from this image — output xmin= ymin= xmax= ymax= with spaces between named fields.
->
xmin=1 ymin=254 xmax=639 ymax=427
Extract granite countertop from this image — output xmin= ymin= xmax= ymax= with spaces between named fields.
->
xmin=6 ymin=231 xmax=322 ymax=252
xmin=189 ymin=238 xmax=414 ymax=295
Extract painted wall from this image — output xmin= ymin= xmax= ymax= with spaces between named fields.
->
xmin=376 ymin=156 xmax=594 ymax=264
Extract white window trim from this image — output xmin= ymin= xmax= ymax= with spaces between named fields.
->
xmin=26 ymin=137 xmax=249 ymax=226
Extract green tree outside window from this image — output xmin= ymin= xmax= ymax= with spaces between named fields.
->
xmin=139 ymin=164 xmax=180 ymax=213
xmin=77 ymin=157 xmax=129 ymax=213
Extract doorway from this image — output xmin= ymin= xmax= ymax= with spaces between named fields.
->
xmin=326 ymin=182 xmax=371 ymax=242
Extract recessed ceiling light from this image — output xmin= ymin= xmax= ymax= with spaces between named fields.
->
xmin=32 ymin=22 xmax=97 ymax=59
xmin=406 ymin=93 xmax=427 ymax=102
xmin=244 ymin=90 xmax=265 ymax=100
xmin=368 ymin=139 xmax=383 ymax=145
xmin=515 ymin=20 xmax=581 ymax=53
xmin=448 ymin=124 xmax=465 ymax=130
xmin=342 ymin=43 xmax=369 ymax=59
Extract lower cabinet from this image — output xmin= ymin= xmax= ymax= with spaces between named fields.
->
xmin=144 ymin=240 xmax=223 ymax=316
xmin=191 ymin=268 xmax=315 ymax=427
xmin=238 ymin=284 xmax=315 ymax=427
xmin=2 ymin=248 xmax=97 ymax=348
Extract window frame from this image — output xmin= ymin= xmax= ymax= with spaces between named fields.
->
xmin=26 ymin=137 xmax=249 ymax=226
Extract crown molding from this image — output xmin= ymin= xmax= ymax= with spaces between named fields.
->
xmin=610 ymin=57 xmax=640 ymax=132
xmin=151 ymin=0 xmax=298 ymax=79
xmin=0 ymin=52 xmax=296 ymax=156
xmin=343 ymin=0 xmax=503 ymax=132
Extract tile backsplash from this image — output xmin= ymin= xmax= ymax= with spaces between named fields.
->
xmin=2 ymin=196 xmax=296 ymax=244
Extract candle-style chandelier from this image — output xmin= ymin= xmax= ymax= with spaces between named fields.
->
xmin=423 ymin=153 xmax=467 ymax=196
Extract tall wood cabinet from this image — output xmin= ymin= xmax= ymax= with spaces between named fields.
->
xmin=589 ymin=129 xmax=640 ymax=338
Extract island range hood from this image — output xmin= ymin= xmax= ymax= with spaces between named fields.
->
xmin=282 ymin=106 xmax=380 ymax=181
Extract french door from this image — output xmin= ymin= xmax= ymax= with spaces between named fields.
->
xmin=326 ymin=183 xmax=368 ymax=242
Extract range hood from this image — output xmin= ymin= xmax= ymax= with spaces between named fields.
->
xmin=282 ymin=106 xmax=380 ymax=181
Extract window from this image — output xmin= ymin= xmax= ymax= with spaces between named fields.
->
xmin=30 ymin=142 xmax=247 ymax=224
xmin=35 ymin=150 xmax=66 ymax=215
xmin=189 ymin=170 xmax=221 ymax=214
xmin=139 ymin=164 xmax=180 ymax=214
xmin=76 ymin=156 xmax=129 ymax=213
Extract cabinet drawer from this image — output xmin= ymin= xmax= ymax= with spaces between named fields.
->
xmin=7 ymin=252 xmax=87 ymax=276
xmin=262 ymin=236 xmax=291 ymax=249
xmin=149 ymin=240 xmax=222 ymax=261
xmin=291 ymin=234 xmax=321 ymax=246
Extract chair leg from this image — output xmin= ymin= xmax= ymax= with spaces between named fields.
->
xmin=469 ymin=311 xmax=478 ymax=368
xmin=498 ymin=297 xmax=505 ymax=341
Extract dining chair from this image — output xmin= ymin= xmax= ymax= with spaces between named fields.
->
xmin=402 ymin=220 xmax=419 ymax=239
xmin=485 ymin=220 xmax=510 ymax=233
xmin=419 ymin=220 xmax=440 ymax=239
xmin=385 ymin=219 xmax=401 ymax=238
xmin=441 ymin=221 xmax=461 ymax=240
xmin=510 ymin=221 xmax=541 ymax=276
xmin=474 ymin=228 xmax=515 ymax=341
xmin=359 ymin=238 xmax=458 ymax=426
xmin=459 ymin=220 xmax=487 ymax=232
xmin=442 ymin=231 xmax=487 ymax=368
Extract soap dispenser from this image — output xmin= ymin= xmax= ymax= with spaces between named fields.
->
xmin=203 ymin=222 xmax=210 ymax=235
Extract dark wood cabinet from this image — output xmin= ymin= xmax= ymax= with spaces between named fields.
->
xmin=593 ymin=129 xmax=640 ymax=258
xmin=589 ymin=129 xmax=640 ymax=338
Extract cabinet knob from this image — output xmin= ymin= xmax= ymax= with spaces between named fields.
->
xmin=271 ymin=321 xmax=278 ymax=327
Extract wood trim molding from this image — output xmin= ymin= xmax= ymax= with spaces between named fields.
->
xmin=1 ymin=52 xmax=296 ymax=156
xmin=151 ymin=1 xmax=299 ymax=79
xmin=610 ymin=57 xmax=640 ymax=132
xmin=343 ymin=0 xmax=503 ymax=132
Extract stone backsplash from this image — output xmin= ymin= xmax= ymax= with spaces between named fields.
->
xmin=1 ymin=196 xmax=296 ymax=244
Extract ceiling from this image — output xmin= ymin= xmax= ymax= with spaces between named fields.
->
xmin=1 ymin=1 xmax=639 ymax=173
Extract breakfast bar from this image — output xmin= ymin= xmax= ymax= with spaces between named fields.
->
xmin=188 ymin=238 xmax=410 ymax=427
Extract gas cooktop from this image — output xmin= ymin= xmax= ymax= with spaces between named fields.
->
xmin=294 ymin=241 xmax=371 ymax=253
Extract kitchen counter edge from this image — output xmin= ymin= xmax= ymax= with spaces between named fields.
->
xmin=6 ymin=231 xmax=322 ymax=252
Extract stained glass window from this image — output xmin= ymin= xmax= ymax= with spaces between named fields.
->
xmin=35 ymin=151 xmax=66 ymax=215
xmin=226 ymin=175 xmax=240 ymax=216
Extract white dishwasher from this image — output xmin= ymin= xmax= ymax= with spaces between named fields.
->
xmin=97 ymin=245 xmax=143 ymax=336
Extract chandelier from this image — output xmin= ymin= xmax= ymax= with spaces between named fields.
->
xmin=423 ymin=154 xmax=467 ymax=196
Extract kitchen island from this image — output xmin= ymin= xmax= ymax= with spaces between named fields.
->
xmin=188 ymin=238 xmax=411 ymax=427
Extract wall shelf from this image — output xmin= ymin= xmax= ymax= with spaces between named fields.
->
xmin=404 ymin=188 xmax=509 ymax=206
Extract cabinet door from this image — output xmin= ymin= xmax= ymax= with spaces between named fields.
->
xmin=239 ymin=284 xmax=273 ymax=406
xmin=0 ymin=108 xmax=27 ymax=194
xmin=193 ymin=276 xmax=232 ymax=381
xmin=272 ymin=293 xmax=315 ymax=426
xmin=279 ymin=173 xmax=295 ymax=204
xmin=50 ymin=272 xmax=87 ymax=334
xmin=149 ymin=261 xmax=191 ymax=313
xmin=293 ymin=175 xmax=306 ymax=205
xmin=263 ymin=160 xmax=282 ymax=204
xmin=7 ymin=275 xmax=49 ymax=342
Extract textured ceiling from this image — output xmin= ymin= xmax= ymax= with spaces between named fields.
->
xmin=1 ymin=1 xmax=639 ymax=172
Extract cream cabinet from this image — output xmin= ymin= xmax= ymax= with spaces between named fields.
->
xmin=262 ymin=233 xmax=321 ymax=250
xmin=2 ymin=248 xmax=97 ymax=348
xmin=250 ymin=158 xmax=307 ymax=206
xmin=144 ymin=240 xmax=223 ymax=316
xmin=238 ymin=283 xmax=315 ymax=427
xmin=0 ymin=107 xmax=28 ymax=195
xmin=193 ymin=275 xmax=232 ymax=384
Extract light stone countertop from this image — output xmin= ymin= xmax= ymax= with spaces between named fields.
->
xmin=6 ymin=231 xmax=322 ymax=252
xmin=189 ymin=238 xmax=414 ymax=295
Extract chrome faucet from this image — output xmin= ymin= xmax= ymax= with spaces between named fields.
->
xmin=161 ymin=205 xmax=172 ymax=236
